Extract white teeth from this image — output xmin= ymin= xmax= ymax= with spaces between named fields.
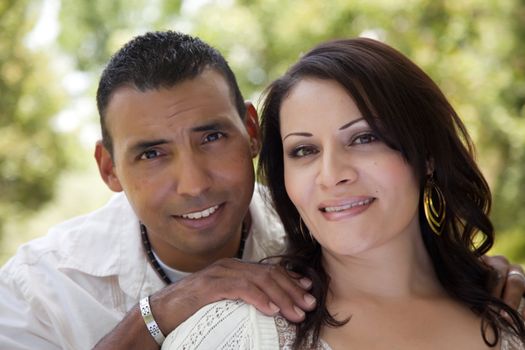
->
xmin=181 ymin=205 xmax=219 ymax=219
xmin=324 ymin=198 xmax=373 ymax=213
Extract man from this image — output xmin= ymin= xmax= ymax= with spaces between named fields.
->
xmin=0 ymin=31 xmax=523 ymax=350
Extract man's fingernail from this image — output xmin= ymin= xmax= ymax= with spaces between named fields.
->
xmin=304 ymin=294 xmax=316 ymax=306
xmin=299 ymin=277 xmax=312 ymax=289
xmin=294 ymin=305 xmax=305 ymax=318
xmin=269 ymin=302 xmax=280 ymax=314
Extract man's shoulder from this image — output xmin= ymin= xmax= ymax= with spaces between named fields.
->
xmin=244 ymin=184 xmax=286 ymax=260
xmin=1 ymin=192 xmax=138 ymax=275
xmin=250 ymin=183 xmax=282 ymax=234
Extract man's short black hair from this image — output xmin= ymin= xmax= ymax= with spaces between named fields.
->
xmin=96 ymin=31 xmax=246 ymax=155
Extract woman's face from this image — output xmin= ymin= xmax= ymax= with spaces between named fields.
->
xmin=280 ymin=78 xmax=422 ymax=257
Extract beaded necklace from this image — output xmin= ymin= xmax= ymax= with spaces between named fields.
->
xmin=140 ymin=222 xmax=248 ymax=284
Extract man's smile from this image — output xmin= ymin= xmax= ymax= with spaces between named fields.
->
xmin=179 ymin=205 xmax=220 ymax=220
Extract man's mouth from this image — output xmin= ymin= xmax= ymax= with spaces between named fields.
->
xmin=321 ymin=198 xmax=375 ymax=213
xmin=180 ymin=205 xmax=220 ymax=220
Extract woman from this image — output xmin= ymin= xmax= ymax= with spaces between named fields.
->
xmin=162 ymin=38 xmax=525 ymax=349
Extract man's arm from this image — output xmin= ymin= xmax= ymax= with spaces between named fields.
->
xmin=94 ymin=258 xmax=315 ymax=350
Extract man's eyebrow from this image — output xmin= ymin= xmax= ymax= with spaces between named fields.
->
xmin=127 ymin=120 xmax=235 ymax=154
xmin=191 ymin=121 xmax=231 ymax=132
xmin=129 ymin=139 xmax=170 ymax=154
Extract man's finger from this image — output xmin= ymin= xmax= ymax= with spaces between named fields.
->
xmin=237 ymin=263 xmax=316 ymax=322
xmin=202 ymin=259 xmax=316 ymax=322
xmin=502 ymin=267 xmax=525 ymax=311
xmin=482 ymin=255 xmax=510 ymax=298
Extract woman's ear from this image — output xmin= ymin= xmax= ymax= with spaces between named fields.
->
xmin=426 ymin=158 xmax=435 ymax=176
xmin=244 ymin=101 xmax=261 ymax=157
xmin=94 ymin=141 xmax=123 ymax=192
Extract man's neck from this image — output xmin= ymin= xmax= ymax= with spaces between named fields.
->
xmin=146 ymin=214 xmax=251 ymax=273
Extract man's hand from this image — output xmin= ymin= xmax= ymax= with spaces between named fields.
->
xmin=94 ymin=258 xmax=315 ymax=350
xmin=153 ymin=258 xmax=316 ymax=331
xmin=484 ymin=255 xmax=525 ymax=316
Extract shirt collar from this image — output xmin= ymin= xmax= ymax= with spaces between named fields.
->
xmin=58 ymin=185 xmax=285 ymax=298
xmin=58 ymin=193 xmax=160 ymax=298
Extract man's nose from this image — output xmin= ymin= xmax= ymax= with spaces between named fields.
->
xmin=174 ymin=154 xmax=212 ymax=197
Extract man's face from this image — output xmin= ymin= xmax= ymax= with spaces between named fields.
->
xmin=100 ymin=69 xmax=259 ymax=271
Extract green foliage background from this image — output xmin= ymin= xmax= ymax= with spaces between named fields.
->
xmin=0 ymin=1 xmax=69 ymax=238
xmin=1 ymin=0 xmax=524 ymax=264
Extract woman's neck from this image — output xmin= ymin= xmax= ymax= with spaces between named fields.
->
xmin=324 ymin=229 xmax=444 ymax=302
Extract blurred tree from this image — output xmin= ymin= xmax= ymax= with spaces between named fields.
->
xmin=490 ymin=0 xmax=525 ymax=237
xmin=58 ymin=0 xmax=183 ymax=71
xmin=0 ymin=0 xmax=70 ymax=238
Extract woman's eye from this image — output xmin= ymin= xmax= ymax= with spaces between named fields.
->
xmin=139 ymin=149 xmax=161 ymax=160
xmin=290 ymin=146 xmax=318 ymax=158
xmin=353 ymin=133 xmax=377 ymax=145
xmin=203 ymin=132 xmax=225 ymax=144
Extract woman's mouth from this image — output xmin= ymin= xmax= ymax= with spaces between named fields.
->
xmin=321 ymin=198 xmax=375 ymax=213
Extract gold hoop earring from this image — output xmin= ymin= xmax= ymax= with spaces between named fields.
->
xmin=423 ymin=176 xmax=446 ymax=235
xmin=298 ymin=217 xmax=313 ymax=241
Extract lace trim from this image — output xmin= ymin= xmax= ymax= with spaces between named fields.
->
xmin=274 ymin=314 xmax=331 ymax=349
xmin=219 ymin=321 xmax=249 ymax=349
xmin=501 ymin=331 xmax=525 ymax=350
xmin=178 ymin=299 xmax=243 ymax=349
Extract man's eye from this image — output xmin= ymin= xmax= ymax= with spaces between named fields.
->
xmin=203 ymin=132 xmax=225 ymax=144
xmin=352 ymin=133 xmax=378 ymax=145
xmin=139 ymin=149 xmax=161 ymax=160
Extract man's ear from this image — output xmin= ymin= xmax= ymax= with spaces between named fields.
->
xmin=244 ymin=101 xmax=261 ymax=158
xmin=94 ymin=141 xmax=123 ymax=192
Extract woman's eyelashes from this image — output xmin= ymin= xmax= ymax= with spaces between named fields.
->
xmin=350 ymin=132 xmax=378 ymax=145
xmin=286 ymin=131 xmax=379 ymax=159
xmin=288 ymin=144 xmax=319 ymax=158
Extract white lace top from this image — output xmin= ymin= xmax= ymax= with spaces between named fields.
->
xmin=162 ymin=299 xmax=524 ymax=350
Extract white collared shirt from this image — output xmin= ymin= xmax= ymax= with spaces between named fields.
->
xmin=0 ymin=185 xmax=285 ymax=350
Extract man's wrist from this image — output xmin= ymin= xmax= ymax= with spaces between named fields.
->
xmin=139 ymin=296 xmax=166 ymax=346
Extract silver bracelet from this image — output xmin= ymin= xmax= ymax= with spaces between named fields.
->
xmin=139 ymin=296 xmax=166 ymax=345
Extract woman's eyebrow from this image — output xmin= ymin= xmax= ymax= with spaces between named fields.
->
xmin=282 ymin=132 xmax=312 ymax=142
xmin=338 ymin=117 xmax=364 ymax=131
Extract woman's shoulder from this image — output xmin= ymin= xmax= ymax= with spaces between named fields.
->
xmin=274 ymin=314 xmax=332 ymax=350
xmin=501 ymin=299 xmax=525 ymax=350
xmin=162 ymin=299 xmax=279 ymax=350
xmin=502 ymin=331 xmax=525 ymax=350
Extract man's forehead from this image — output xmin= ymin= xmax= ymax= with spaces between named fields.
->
xmin=107 ymin=75 xmax=240 ymax=124
xmin=104 ymin=85 xmax=247 ymax=152
xmin=110 ymin=71 xmax=237 ymax=112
